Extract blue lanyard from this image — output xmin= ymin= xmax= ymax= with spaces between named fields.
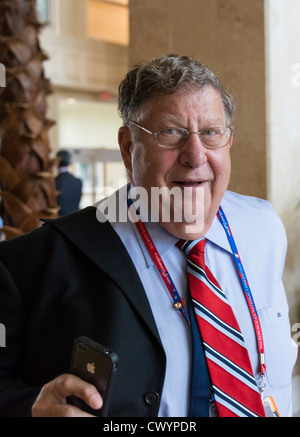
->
xmin=217 ymin=206 xmax=265 ymax=375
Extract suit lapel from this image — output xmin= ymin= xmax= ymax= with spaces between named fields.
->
xmin=46 ymin=207 xmax=162 ymax=347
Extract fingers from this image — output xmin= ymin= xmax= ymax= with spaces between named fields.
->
xmin=32 ymin=374 xmax=103 ymax=417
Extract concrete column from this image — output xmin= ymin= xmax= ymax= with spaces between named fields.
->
xmin=59 ymin=0 xmax=87 ymax=38
xmin=129 ymin=0 xmax=267 ymax=198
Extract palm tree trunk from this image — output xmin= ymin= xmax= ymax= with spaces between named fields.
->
xmin=0 ymin=0 xmax=58 ymax=240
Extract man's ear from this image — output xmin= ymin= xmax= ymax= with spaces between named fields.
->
xmin=118 ymin=126 xmax=133 ymax=173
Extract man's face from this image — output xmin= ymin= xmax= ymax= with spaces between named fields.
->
xmin=119 ymin=86 xmax=233 ymax=239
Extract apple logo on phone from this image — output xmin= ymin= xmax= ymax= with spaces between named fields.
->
xmin=87 ymin=362 xmax=96 ymax=374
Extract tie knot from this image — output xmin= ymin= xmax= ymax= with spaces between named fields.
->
xmin=177 ymin=238 xmax=206 ymax=257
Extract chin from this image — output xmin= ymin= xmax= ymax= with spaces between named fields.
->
xmin=159 ymin=220 xmax=209 ymax=241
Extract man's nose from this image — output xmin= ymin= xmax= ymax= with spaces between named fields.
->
xmin=178 ymin=132 xmax=208 ymax=168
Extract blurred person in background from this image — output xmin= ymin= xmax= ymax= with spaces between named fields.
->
xmin=55 ymin=150 xmax=82 ymax=216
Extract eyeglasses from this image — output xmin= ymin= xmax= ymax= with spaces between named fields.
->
xmin=129 ymin=121 xmax=234 ymax=149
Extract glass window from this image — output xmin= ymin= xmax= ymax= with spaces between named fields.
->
xmin=72 ymin=149 xmax=125 ymax=209
xmin=36 ymin=0 xmax=51 ymax=23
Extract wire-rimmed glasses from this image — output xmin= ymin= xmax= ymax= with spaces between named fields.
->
xmin=129 ymin=121 xmax=234 ymax=149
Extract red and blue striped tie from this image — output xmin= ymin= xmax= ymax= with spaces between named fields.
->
xmin=179 ymin=238 xmax=265 ymax=417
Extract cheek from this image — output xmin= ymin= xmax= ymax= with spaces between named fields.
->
xmin=210 ymin=153 xmax=231 ymax=195
xmin=130 ymin=145 xmax=153 ymax=185
xmin=132 ymin=147 xmax=174 ymax=186
xmin=211 ymin=150 xmax=231 ymax=177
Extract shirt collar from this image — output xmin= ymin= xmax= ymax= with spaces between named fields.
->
xmin=205 ymin=213 xmax=232 ymax=254
xmin=131 ymin=208 xmax=232 ymax=270
xmin=131 ymin=219 xmax=179 ymax=269
xmin=58 ymin=167 xmax=69 ymax=173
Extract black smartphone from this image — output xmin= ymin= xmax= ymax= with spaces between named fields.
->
xmin=67 ymin=336 xmax=118 ymax=417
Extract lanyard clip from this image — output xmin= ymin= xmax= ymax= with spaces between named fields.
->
xmin=258 ymin=353 xmax=267 ymax=401
xmin=259 ymin=352 xmax=266 ymax=376
xmin=259 ymin=373 xmax=266 ymax=401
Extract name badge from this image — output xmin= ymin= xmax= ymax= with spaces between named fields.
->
xmin=263 ymin=396 xmax=281 ymax=417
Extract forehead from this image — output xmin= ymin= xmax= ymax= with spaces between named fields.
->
xmin=141 ymin=86 xmax=225 ymax=124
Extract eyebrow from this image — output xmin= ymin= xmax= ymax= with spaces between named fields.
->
xmin=201 ymin=118 xmax=225 ymax=126
xmin=160 ymin=115 xmax=226 ymax=126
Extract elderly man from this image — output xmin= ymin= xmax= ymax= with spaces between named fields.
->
xmin=0 ymin=54 xmax=296 ymax=417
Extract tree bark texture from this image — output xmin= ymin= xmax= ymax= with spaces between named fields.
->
xmin=0 ymin=0 xmax=58 ymax=240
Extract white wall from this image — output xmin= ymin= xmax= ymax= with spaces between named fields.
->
xmin=265 ymin=0 xmax=300 ymax=416
xmin=265 ymin=0 xmax=300 ymax=319
xmin=58 ymin=100 xmax=122 ymax=149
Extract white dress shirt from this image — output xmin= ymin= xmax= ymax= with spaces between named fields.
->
xmin=99 ymin=185 xmax=297 ymax=417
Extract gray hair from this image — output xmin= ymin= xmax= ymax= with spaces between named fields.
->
xmin=118 ymin=54 xmax=236 ymax=126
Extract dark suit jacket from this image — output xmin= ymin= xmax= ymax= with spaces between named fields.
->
xmin=55 ymin=172 xmax=82 ymax=216
xmin=0 ymin=207 xmax=166 ymax=417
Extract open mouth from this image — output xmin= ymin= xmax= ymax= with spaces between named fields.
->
xmin=174 ymin=180 xmax=207 ymax=188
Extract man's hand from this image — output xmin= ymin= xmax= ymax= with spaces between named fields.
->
xmin=32 ymin=374 xmax=103 ymax=417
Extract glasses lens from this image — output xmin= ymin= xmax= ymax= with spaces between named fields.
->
xmin=155 ymin=127 xmax=231 ymax=148
xmin=157 ymin=128 xmax=186 ymax=148
xmin=202 ymin=128 xmax=231 ymax=148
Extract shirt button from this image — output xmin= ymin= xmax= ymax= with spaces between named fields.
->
xmin=145 ymin=391 xmax=160 ymax=406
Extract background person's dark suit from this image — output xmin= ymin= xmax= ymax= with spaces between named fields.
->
xmin=56 ymin=171 xmax=82 ymax=216
xmin=55 ymin=150 xmax=82 ymax=216
xmin=0 ymin=207 xmax=165 ymax=417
